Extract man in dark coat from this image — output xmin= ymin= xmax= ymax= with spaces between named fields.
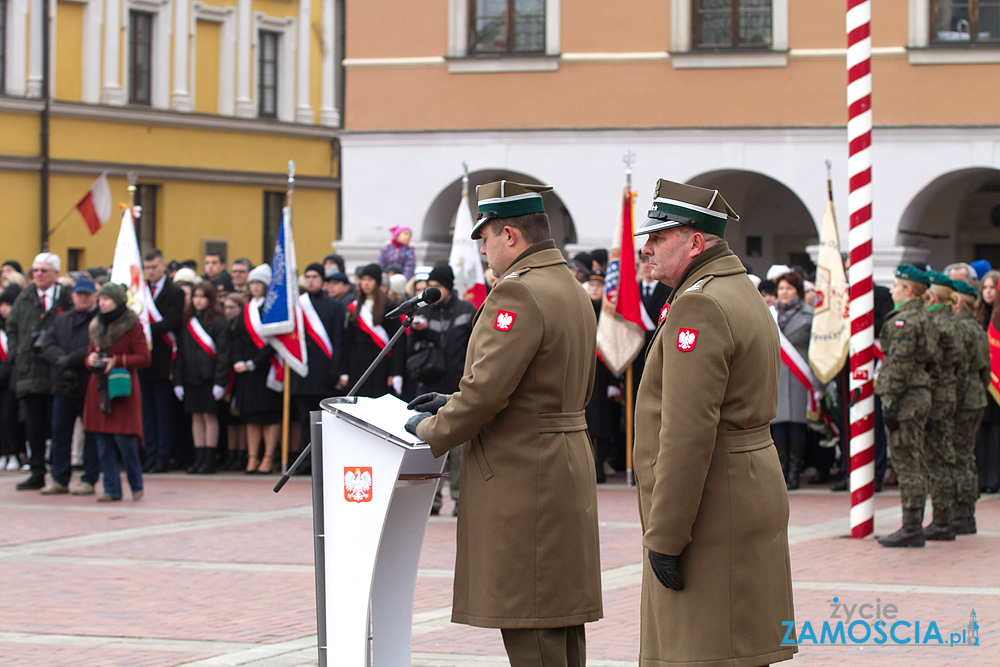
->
xmin=290 ymin=263 xmax=345 ymax=473
xmin=140 ymin=249 xmax=185 ymax=472
xmin=38 ymin=277 xmax=101 ymax=494
xmin=405 ymin=264 xmax=476 ymax=514
xmin=7 ymin=252 xmax=72 ymax=490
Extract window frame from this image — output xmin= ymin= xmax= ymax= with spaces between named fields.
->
xmin=670 ymin=0 xmax=787 ymax=69
xmin=257 ymin=30 xmax=279 ymax=119
xmin=692 ymin=0 xmax=773 ymax=51
xmin=128 ymin=10 xmax=154 ymax=105
xmin=134 ymin=184 xmax=158 ymax=254
xmin=467 ymin=0 xmax=546 ymax=56
xmin=0 ymin=0 xmax=7 ymax=94
xmin=908 ymin=0 xmax=1000 ymax=63
xmin=262 ymin=191 xmax=284 ymax=263
xmin=929 ymin=0 xmax=1000 ymax=46
xmin=447 ymin=0 xmax=560 ymax=73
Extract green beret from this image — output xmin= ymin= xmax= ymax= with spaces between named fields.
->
xmin=635 ymin=179 xmax=739 ymax=238
xmin=473 ymin=180 xmax=553 ymax=240
xmin=953 ymin=280 xmax=978 ymax=298
xmin=895 ymin=265 xmax=930 ymax=285
xmin=98 ymin=282 xmax=128 ymax=306
xmin=927 ymin=271 xmax=955 ymax=289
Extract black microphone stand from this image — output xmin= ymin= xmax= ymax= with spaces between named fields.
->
xmin=274 ymin=313 xmax=414 ymax=492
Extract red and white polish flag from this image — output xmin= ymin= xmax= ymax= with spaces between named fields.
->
xmin=76 ymin=172 xmax=112 ymax=235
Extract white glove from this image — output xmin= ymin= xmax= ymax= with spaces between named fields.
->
xmin=212 ymin=384 xmax=225 ymax=401
xmin=174 ymin=386 xmax=185 ymax=401
xmin=391 ymin=375 xmax=403 ymax=395
xmin=608 ymin=385 xmax=622 ymax=399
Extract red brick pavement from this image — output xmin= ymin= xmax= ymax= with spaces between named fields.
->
xmin=1 ymin=468 xmax=997 ymax=666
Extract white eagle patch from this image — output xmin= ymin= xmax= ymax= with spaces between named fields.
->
xmin=676 ymin=328 xmax=699 ymax=352
xmin=344 ymin=467 xmax=373 ymax=503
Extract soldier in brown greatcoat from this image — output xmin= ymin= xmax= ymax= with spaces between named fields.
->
xmin=632 ymin=179 xmax=796 ymax=667
xmin=406 ymin=180 xmax=602 ymax=667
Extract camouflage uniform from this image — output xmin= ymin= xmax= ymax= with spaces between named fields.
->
xmin=953 ymin=308 xmax=989 ymax=526
xmin=875 ymin=298 xmax=936 ymax=527
xmin=925 ymin=304 xmax=962 ymax=527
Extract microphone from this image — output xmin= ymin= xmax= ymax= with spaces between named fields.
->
xmin=387 ymin=286 xmax=442 ymax=319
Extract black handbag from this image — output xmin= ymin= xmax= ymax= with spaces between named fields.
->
xmin=407 ymin=342 xmax=447 ymax=383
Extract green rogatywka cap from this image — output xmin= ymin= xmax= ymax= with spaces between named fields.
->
xmin=895 ymin=265 xmax=930 ymax=285
xmin=473 ymin=180 xmax=553 ymax=239
xmin=927 ymin=270 xmax=955 ymax=290
xmin=634 ymin=178 xmax=739 ymax=238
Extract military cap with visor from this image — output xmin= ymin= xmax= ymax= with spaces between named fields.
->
xmin=635 ymin=179 xmax=739 ymax=238
xmin=894 ymin=264 xmax=930 ymax=285
xmin=472 ymin=180 xmax=553 ymax=240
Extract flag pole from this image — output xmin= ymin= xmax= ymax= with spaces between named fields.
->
xmin=281 ymin=160 xmax=296 ymax=474
xmin=624 ymin=151 xmax=636 ymax=488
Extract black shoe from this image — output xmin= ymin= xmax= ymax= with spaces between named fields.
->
xmin=878 ymin=524 xmax=925 ymax=547
xmin=150 ymin=460 xmax=169 ymax=474
xmin=16 ymin=474 xmax=45 ymax=491
xmin=142 ymin=459 xmax=155 ymax=473
xmin=187 ymin=448 xmax=204 ymax=474
xmin=830 ymin=478 xmax=849 ymax=492
xmin=923 ymin=523 xmax=956 ymax=541
xmin=874 ymin=478 xmax=883 ymax=493
xmin=196 ymin=449 xmax=217 ymax=474
xmin=430 ymin=506 xmax=440 ymax=516
xmin=951 ymin=517 xmax=977 ymax=535
xmin=452 ymin=502 xmax=459 ymax=517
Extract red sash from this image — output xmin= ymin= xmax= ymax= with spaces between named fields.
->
xmin=244 ymin=301 xmax=284 ymax=392
xmin=348 ymin=302 xmax=391 ymax=354
xmin=300 ymin=293 xmax=333 ymax=359
xmin=771 ymin=306 xmax=820 ymax=414
xmin=0 ymin=330 xmax=7 ymax=362
xmin=145 ymin=283 xmax=177 ymax=361
xmin=186 ymin=317 xmax=217 ymax=358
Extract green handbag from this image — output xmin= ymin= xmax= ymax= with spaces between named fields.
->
xmin=107 ymin=368 xmax=132 ymax=399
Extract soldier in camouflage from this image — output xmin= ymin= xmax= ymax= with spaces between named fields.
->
xmin=922 ymin=272 xmax=963 ymax=541
xmin=876 ymin=266 xmax=936 ymax=548
xmin=950 ymin=279 xmax=989 ymax=535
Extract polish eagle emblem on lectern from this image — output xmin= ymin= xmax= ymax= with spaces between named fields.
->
xmin=344 ymin=467 xmax=373 ymax=503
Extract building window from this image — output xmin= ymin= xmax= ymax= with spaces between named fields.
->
xmin=469 ymin=0 xmax=545 ymax=54
xmin=258 ymin=31 xmax=279 ymax=118
xmin=932 ymin=0 xmax=1000 ymax=44
xmin=262 ymin=191 xmax=283 ymax=263
xmin=134 ymin=184 xmax=157 ymax=254
xmin=693 ymin=0 xmax=772 ymax=49
xmin=67 ymin=248 xmax=83 ymax=272
xmin=129 ymin=11 xmax=153 ymax=105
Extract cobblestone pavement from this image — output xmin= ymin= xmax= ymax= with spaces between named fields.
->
xmin=0 ymin=467 xmax=996 ymax=666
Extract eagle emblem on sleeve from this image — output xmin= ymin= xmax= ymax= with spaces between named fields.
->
xmin=676 ymin=328 xmax=699 ymax=352
xmin=344 ymin=467 xmax=373 ymax=503
xmin=495 ymin=310 xmax=516 ymax=331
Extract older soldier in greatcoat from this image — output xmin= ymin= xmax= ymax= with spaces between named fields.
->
xmin=632 ymin=179 xmax=796 ymax=667
xmin=406 ymin=180 xmax=602 ymax=667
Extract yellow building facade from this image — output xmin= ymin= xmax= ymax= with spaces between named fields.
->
xmin=1 ymin=0 xmax=342 ymax=272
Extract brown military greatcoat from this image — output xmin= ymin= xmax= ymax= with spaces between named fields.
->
xmin=416 ymin=242 xmax=603 ymax=629
xmin=633 ymin=242 xmax=797 ymax=667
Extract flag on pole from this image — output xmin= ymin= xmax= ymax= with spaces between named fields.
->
xmin=596 ymin=188 xmax=645 ymax=376
xmin=988 ymin=306 xmax=1000 ymax=404
xmin=109 ymin=205 xmax=152 ymax=344
xmin=260 ymin=205 xmax=308 ymax=377
xmin=808 ymin=199 xmax=850 ymax=383
xmin=76 ymin=172 xmax=112 ymax=235
xmin=450 ymin=179 xmax=487 ymax=308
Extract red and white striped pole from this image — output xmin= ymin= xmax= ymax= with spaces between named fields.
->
xmin=847 ymin=0 xmax=875 ymax=538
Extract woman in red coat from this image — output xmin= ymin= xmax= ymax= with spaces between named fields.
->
xmin=83 ymin=283 xmax=151 ymax=502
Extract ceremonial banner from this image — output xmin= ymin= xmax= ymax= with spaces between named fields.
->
xmin=808 ymin=199 xmax=850 ymax=383
xmin=261 ymin=206 xmax=308 ymax=377
xmin=989 ymin=313 xmax=1000 ymax=404
xmin=450 ymin=186 xmax=487 ymax=307
xmin=109 ymin=206 xmax=152 ymax=344
xmin=596 ymin=188 xmax=645 ymax=376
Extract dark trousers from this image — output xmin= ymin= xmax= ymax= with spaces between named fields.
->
xmin=141 ymin=376 xmax=176 ymax=464
xmin=50 ymin=393 xmax=100 ymax=486
xmin=0 ymin=386 xmax=24 ymax=458
xmin=500 ymin=625 xmax=586 ymax=667
xmin=21 ymin=393 xmax=53 ymax=476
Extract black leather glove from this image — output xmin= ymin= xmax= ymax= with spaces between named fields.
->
xmin=405 ymin=412 xmax=432 ymax=436
xmin=407 ymin=392 xmax=448 ymax=415
xmin=883 ymin=409 xmax=900 ymax=432
xmin=648 ymin=549 xmax=683 ymax=591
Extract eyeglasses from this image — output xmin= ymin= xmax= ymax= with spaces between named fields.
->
xmin=32 ymin=268 xmax=54 ymax=273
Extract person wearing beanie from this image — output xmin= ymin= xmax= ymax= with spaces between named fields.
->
xmin=377 ymin=225 xmax=416 ymax=280
xmin=1 ymin=260 xmax=23 ymax=277
xmin=83 ymin=282 xmax=150 ymax=502
xmin=404 ymin=262 xmax=474 ymax=516
xmin=0 ymin=283 xmax=25 ymax=472
xmin=387 ymin=273 xmax=407 ymax=300
xmin=231 ymin=264 xmax=282 ymax=474
xmin=9 ymin=252 xmax=72 ymax=490
xmin=342 ymin=262 xmax=404 ymax=398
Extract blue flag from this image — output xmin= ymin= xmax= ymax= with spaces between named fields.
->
xmin=260 ymin=206 xmax=308 ymax=377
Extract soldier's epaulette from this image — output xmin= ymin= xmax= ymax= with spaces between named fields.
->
xmin=504 ymin=266 xmax=534 ymax=280
xmin=682 ymin=275 xmax=715 ymax=293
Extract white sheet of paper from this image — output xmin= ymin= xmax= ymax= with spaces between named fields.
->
xmin=329 ymin=394 xmax=425 ymax=445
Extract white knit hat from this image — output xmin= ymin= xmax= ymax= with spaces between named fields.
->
xmin=247 ymin=263 xmax=272 ymax=287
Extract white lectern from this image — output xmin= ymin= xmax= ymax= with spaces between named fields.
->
xmin=310 ymin=395 xmax=445 ymax=666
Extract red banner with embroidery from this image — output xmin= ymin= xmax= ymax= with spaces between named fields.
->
xmin=989 ymin=319 xmax=1000 ymax=404
xmin=244 ymin=300 xmax=284 ymax=392
xmin=771 ymin=306 xmax=821 ymax=415
xmin=299 ymin=293 xmax=333 ymax=359
xmin=186 ymin=317 xmax=217 ymax=358
xmin=348 ymin=302 xmax=390 ymax=354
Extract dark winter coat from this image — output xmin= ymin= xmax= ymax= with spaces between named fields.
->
xmin=141 ymin=278 xmax=185 ymax=380
xmin=40 ymin=305 xmax=98 ymax=398
xmin=291 ymin=292 xmax=345 ymax=396
xmin=5 ymin=284 xmax=72 ymax=397
xmin=82 ymin=309 xmax=151 ymax=435
xmin=405 ymin=291 xmax=476 ymax=395
xmin=173 ymin=311 xmax=231 ymax=389
xmin=343 ymin=299 xmax=405 ymax=398
xmin=232 ymin=302 xmax=282 ymax=415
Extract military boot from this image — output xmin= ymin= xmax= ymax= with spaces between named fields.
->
xmin=786 ymin=438 xmax=805 ymax=490
xmin=877 ymin=524 xmax=926 ymax=548
xmin=951 ymin=516 xmax=977 ymax=535
xmin=923 ymin=522 xmax=956 ymax=541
